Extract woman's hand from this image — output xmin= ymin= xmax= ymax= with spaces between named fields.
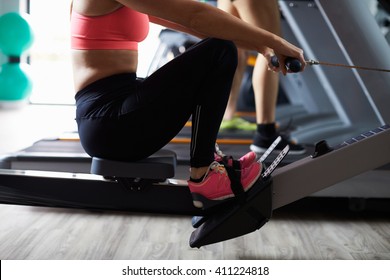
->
xmin=263 ymin=38 xmax=306 ymax=75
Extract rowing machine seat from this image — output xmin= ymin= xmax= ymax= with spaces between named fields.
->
xmin=90 ymin=149 xmax=176 ymax=180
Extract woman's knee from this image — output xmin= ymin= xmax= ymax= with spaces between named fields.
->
xmin=207 ymin=38 xmax=238 ymax=73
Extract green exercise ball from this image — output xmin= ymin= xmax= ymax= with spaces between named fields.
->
xmin=0 ymin=63 xmax=32 ymax=101
xmin=0 ymin=12 xmax=34 ymax=56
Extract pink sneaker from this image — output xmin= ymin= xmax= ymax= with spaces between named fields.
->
xmin=214 ymin=151 xmax=257 ymax=169
xmin=238 ymin=151 xmax=257 ymax=169
xmin=188 ymin=160 xmax=262 ymax=210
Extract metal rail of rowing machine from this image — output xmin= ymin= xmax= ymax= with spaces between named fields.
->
xmin=272 ymin=125 xmax=390 ymax=210
xmin=0 ymin=126 xmax=389 ymax=214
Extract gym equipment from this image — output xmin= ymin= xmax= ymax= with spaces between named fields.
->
xmin=0 ymin=124 xmax=389 ymax=247
xmin=0 ymin=12 xmax=34 ymax=106
xmin=305 ymin=59 xmax=390 ymax=73
xmin=0 ymin=131 xmax=312 ymax=176
xmin=148 ymin=0 xmax=390 ymax=146
xmin=270 ymin=56 xmax=303 ymax=73
xmin=2 ymin=0 xmax=389 ymax=203
xmin=278 ymin=0 xmax=390 ymax=145
xmin=273 ymin=0 xmax=390 ymax=200
xmin=1 ymin=0 xmax=389 ymax=247
xmin=190 ymin=140 xmax=289 ymax=247
xmin=190 ymin=124 xmax=390 ymax=247
xmin=271 ymin=55 xmax=390 ymax=73
xmin=0 ymin=149 xmax=202 ymax=215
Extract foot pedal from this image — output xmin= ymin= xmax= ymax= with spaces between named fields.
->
xmin=190 ymin=140 xmax=287 ymax=229
xmin=189 ymin=176 xmax=273 ymax=248
xmin=189 ymin=145 xmax=290 ymax=248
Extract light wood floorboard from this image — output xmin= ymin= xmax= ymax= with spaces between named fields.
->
xmin=0 ymin=204 xmax=388 ymax=259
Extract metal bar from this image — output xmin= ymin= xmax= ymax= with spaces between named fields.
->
xmin=272 ymin=125 xmax=390 ymax=210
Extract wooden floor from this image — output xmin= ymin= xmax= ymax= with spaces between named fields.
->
xmin=0 ymin=204 xmax=389 ymax=260
xmin=0 ymin=105 xmax=389 ymax=259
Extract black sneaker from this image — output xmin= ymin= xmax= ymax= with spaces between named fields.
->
xmin=250 ymin=132 xmax=306 ymax=155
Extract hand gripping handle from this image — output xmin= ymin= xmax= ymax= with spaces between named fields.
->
xmin=271 ymin=56 xmax=302 ymax=73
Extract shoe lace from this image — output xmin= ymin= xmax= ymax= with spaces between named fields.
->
xmin=208 ymin=161 xmax=226 ymax=175
xmin=215 ymin=143 xmax=225 ymax=158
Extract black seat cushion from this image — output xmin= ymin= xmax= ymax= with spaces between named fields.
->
xmin=90 ymin=150 xmax=176 ymax=179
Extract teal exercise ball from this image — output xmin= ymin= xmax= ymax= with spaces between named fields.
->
xmin=0 ymin=63 xmax=33 ymax=101
xmin=0 ymin=12 xmax=34 ymax=56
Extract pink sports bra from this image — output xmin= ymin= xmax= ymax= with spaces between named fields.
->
xmin=71 ymin=6 xmax=149 ymax=50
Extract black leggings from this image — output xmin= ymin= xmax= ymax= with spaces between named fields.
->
xmin=75 ymin=38 xmax=237 ymax=167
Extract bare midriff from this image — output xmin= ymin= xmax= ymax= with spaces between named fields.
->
xmin=72 ymin=49 xmax=138 ymax=92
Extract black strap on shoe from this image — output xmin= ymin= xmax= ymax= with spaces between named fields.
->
xmin=222 ymin=162 xmax=246 ymax=205
xmin=220 ymin=155 xmax=241 ymax=171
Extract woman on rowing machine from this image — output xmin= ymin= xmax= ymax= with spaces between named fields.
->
xmin=71 ymin=0 xmax=305 ymax=210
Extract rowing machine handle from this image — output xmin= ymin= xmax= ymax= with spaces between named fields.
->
xmin=271 ymin=56 xmax=302 ymax=73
